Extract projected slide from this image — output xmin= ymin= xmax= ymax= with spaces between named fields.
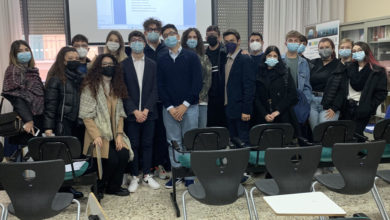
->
xmin=97 ymin=0 xmax=196 ymax=30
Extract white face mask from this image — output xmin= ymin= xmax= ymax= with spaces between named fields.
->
xmin=250 ymin=41 xmax=262 ymax=52
xmin=76 ymin=47 xmax=88 ymax=58
xmin=106 ymin=41 xmax=120 ymax=52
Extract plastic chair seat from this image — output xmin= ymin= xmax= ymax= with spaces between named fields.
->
xmin=248 ymin=151 xmax=265 ymax=165
xmin=8 ymin=192 xmax=73 ymax=218
xmin=64 ymin=161 xmax=89 ymax=181
xmin=188 ymin=182 xmax=245 ymax=205
xmin=315 ymin=173 xmax=345 ymax=192
xmin=178 ymin=154 xmax=191 ymax=168
xmin=255 ymin=179 xmax=278 ymax=196
xmin=377 ymin=170 xmax=390 ymax=183
xmin=320 ymin=147 xmax=332 ymax=162
xmin=382 ymin=144 xmax=390 ymax=158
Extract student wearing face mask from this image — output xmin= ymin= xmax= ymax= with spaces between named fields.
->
xmin=2 ymin=40 xmax=44 ymax=145
xmin=223 ymin=29 xmax=255 ymax=145
xmin=281 ymin=31 xmax=312 ymax=135
xmin=142 ymin=18 xmax=167 ymax=62
xmin=71 ymin=34 xmax=91 ymax=74
xmin=298 ymin=35 xmax=310 ymax=62
xmin=249 ymin=32 xmax=264 ymax=65
xmin=44 ymin=47 xmax=84 ymax=138
xmin=309 ymin=38 xmax=347 ymax=130
xmin=339 ymin=38 xmax=354 ymax=64
xmin=80 ymin=54 xmax=133 ymax=198
xmin=253 ymin=46 xmax=298 ymax=131
xmin=104 ymin=30 xmax=127 ymax=63
xmin=342 ymin=42 xmax=387 ymax=138
xmin=182 ymin=28 xmax=212 ymax=128
xmin=121 ymin=31 xmax=160 ymax=192
xmin=205 ymin=25 xmax=227 ymax=127
xmin=157 ymin=24 xmax=202 ymax=188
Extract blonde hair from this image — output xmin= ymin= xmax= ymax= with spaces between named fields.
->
xmin=340 ymin=38 xmax=354 ymax=48
xmin=104 ymin=30 xmax=127 ymax=62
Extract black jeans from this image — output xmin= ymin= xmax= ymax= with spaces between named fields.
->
xmin=343 ymin=100 xmax=370 ymax=137
xmin=152 ymin=102 xmax=171 ymax=170
xmin=125 ymin=120 xmax=155 ymax=176
xmin=97 ymin=141 xmax=129 ymax=193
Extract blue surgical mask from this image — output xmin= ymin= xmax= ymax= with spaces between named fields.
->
xmin=130 ymin=41 xmax=145 ymax=54
xmin=287 ymin=43 xmax=299 ymax=52
xmin=186 ymin=39 xmax=198 ymax=49
xmin=165 ymin=36 xmax=178 ymax=48
xmin=339 ymin=49 xmax=351 ymax=58
xmin=147 ymin=31 xmax=160 ymax=43
xmin=297 ymin=44 xmax=306 ymax=54
xmin=352 ymin=51 xmax=365 ymax=62
xmin=17 ymin=52 xmax=32 ymax=64
xmin=225 ymin=42 xmax=237 ymax=54
xmin=265 ymin=57 xmax=279 ymax=67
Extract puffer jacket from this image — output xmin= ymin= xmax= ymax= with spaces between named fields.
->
xmin=43 ymin=69 xmax=83 ymax=130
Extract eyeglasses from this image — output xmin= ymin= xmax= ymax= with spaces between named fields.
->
xmin=146 ymin=28 xmax=159 ymax=32
xmin=130 ymin=37 xmax=144 ymax=43
xmin=163 ymin=31 xmax=177 ymax=39
xmin=102 ymin=62 xmax=115 ymax=67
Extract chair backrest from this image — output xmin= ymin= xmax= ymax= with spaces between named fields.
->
xmin=190 ymin=148 xmax=250 ymax=205
xmin=332 ymin=141 xmax=386 ymax=194
xmin=0 ymin=159 xmax=65 ymax=219
xmin=373 ymin=118 xmax=390 ymax=144
xmin=28 ymin=136 xmax=82 ymax=164
xmin=249 ymin=123 xmax=294 ymax=150
xmin=312 ymin=120 xmax=355 ymax=147
xmin=183 ymin=127 xmax=230 ymax=151
xmin=265 ymin=146 xmax=322 ymax=194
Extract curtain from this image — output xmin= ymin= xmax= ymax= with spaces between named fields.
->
xmin=263 ymin=0 xmax=344 ymax=53
xmin=0 ymin=0 xmax=23 ymax=113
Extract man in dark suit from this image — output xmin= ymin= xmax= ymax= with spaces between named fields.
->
xmin=122 ymin=31 xmax=160 ymax=193
xmin=223 ymin=29 xmax=256 ymax=145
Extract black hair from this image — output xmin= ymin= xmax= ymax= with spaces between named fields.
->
xmin=206 ymin=25 xmax=221 ymax=36
xmin=143 ymin=17 xmax=162 ymax=31
xmin=71 ymin=34 xmax=88 ymax=45
xmin=260 ymin=45 xmax=286 ymax=71
xmin=223 ymin=29 xmax=240 ymax=41
xmin=128 ymin=30 xmax=146 ymax=43
xmin=161 ymin=24 xmax=178 ymax=35
xmin=250 ymin=32 xmax=263 ymax=41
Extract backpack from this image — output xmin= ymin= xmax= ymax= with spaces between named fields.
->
xmin=283 ymin=73 xmax=310 ymax=124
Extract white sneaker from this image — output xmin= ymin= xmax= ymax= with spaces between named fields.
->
xmin=122 ymin=174 xmax=130 ymax=187
xmin=143 ymin=174 xmax=160 ymax=190
xmin=128 ymin=176 xmax=139 ymax=193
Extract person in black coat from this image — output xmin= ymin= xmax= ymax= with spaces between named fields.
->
xmin=122 ymin=31 xmax=160 ymax=192
xmin=43 ymin=47 xmax=84 ymax=138
xmin=309 ymin=38 xmax=347 ymax=130
xmin=342 ymin=41 xmax=387 ymax=137
xmin=252 ymin=46 xmax=299 ymax=132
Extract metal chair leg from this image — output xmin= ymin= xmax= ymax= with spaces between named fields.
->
xmin=3 ymin=206 xmax=7 ymax=220
xmin=249 ymin=187 xmax=259 ymax=220
xmin=371 ymin=182 xmax=389 ymax=220
xmin=0 ymin=203 xmax=4 ymax=220
xmin=244 ymin=188 xmax=254 ymax=220
xmin=182 ymin=190 xmax=188 ymax=220
xmin=72 ymin=199 xmax=81 ymax=220
xmin=311 ymin=181 xmax=318 ymax=192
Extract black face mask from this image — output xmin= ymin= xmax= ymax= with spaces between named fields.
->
xmin=102 ymin=66 xmax=116 ymax=77
xmin=66 ymin=60 xmax=80 ymax=71
xmin=207 ymin=35 xmax=218 ymax=47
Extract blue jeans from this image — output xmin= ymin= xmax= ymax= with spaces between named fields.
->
xmin=163 ymin=105 xmax=199 ymax=170
xmin=198 ymin=105 xmax=208 ymax=128
xmin=309 ymin=95 xmax=340 ymax=130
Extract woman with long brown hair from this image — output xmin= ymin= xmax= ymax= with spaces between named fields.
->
xmin=79 ymin=53 xmax=133 ymax=198
xmin=2 ymin=40 xmax=44 ymax=144
xmin=103 ymin=30 xmax=128 ymax=63
xmin=44 ymin=47 xmax=84 ymax=138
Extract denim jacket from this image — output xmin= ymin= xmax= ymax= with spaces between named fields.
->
xmin=282 ymin=55 xmax=312 ymax=103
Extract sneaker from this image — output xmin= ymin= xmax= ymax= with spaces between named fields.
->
xmin=240 ymin=173 xmax=254 ymax=184
xmin=143 ymin=174 xmax=160 ymax=190
xmin=184 ymin=179 xmax=194 ymax=187
xmin=128 ymin=176 xmax=139 ymax=193
xmin=164 ymin=178 xmax=183 ymax=189
xmin=122 ymin=174 xmax=130 ymax=187
xmin=154 ymin=165 xmax=169 ymax=180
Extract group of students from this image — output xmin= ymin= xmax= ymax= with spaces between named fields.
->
xmin=2 ymin=17 xmax=388 ymax=199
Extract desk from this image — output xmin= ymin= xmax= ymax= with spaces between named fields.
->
xmin=263 ymin=192 xmax=346 ymax=216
